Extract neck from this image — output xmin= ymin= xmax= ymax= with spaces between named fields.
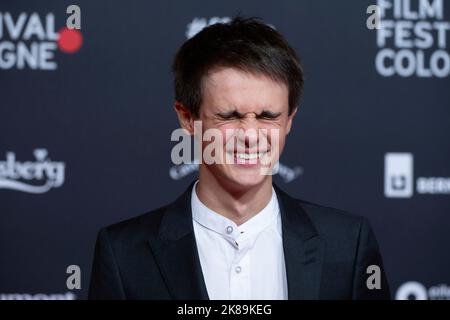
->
xmin=196 ymin=165 xmax=273 ymax=226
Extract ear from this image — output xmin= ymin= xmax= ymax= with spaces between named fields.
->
xmin=286 ymin=106 xmax=298 ymax=135
xmin=174 ymin=101 xmax=196 ymax=135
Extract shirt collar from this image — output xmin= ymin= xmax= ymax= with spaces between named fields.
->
xmin=191 ymin=179 xmax=280 ymax=242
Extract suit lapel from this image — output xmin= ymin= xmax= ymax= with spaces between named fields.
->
xmin=148 ymin=181 xmax=324 ymax=300
xmin=148 ymin=181 xmax=209 ymax=300
xmin=274 ymin=184 xmax=325 ymax=300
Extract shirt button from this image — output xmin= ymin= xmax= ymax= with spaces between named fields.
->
xmin=235 ymin=266 xmax=242 ymax=274
xmin=226 ymin=226 xmax=233 ymax=234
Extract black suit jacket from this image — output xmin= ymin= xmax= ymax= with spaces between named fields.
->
xmin=89 ymin=181 xmax=390 ymax=300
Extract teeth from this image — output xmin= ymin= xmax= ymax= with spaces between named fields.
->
xmin=227 ymin=151 xmax=268 ymax=160
xmin=237 ymin=153 xmax=257 ymax=160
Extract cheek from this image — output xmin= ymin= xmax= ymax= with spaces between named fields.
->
xmin=198 ymin=123 xmax=232 ymax=152
xmin=267 ymin=127 xmax=288 ymax=154
xmin=213 ymin=123 xmax=240 ymax=146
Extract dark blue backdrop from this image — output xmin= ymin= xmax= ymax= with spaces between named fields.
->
xmin=1 ymin=0 xmax=449 ymax=300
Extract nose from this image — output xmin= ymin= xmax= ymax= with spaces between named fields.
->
xmin=236 ymin=113 xmax=260 ymax=150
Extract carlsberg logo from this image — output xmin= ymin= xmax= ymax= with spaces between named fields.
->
xmin=0 ymin=149 xmax=65 ymax=193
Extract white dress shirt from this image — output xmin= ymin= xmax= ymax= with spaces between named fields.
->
xmin=191 ymin=180 xmax=288 ymax=300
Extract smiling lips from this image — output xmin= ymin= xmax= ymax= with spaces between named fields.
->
xmin=225 ymin=150 xmax=270 ymax=165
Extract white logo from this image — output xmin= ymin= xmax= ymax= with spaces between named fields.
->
xmin=384 ymin=153 xmax=413 ymax=198
xmin=0 ymin=292 xmax=76 ymax=300
xmin=396 ymin=281 xmax=450 ymax=300
xmin=375 ymin=0 xmax=450 ymax=78
xmin=384 ymin=152 xmax=450 ymax=197
xmin=185 ymin=17 xmax=276 ymax=40
xmin=0 ymin=148 xmax=65 ymax=193
xmin=0 ymin=11 xmax=83 ymax=70
xmin=396 ymin=281 xmax=428 ymax=300
xmin=186 ymin=17 xmax=231 ymax=39
xmin=169 ymin=162 xmax=303 ymax=183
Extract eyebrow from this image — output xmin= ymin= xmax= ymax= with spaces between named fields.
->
xmin=215 ymin=110 xmax=282 ymax=119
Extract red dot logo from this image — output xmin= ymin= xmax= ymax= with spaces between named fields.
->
xmin=58 ymin=28 xmax=83 ymax=53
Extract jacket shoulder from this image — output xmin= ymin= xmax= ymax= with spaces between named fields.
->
xmin=99 ymin=205 xmax=168 ymax=247
xmin=296 ymin=198 xmax=369 ymax=240
xmin=299 ymin=199 xmax=366 ymax=223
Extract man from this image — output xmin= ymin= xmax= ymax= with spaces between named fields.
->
xmin=89 ymin=17 xmax=390 ymax=300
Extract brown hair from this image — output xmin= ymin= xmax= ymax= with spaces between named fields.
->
xmin=172 ymin=16 xmax=304 ymax=117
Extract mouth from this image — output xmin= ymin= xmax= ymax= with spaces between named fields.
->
xmin=226 ymin=150 xmax=270 ymax=165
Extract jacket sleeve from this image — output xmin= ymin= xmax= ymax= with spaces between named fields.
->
xmin=351 ymin=217 xmax=391 ymax=300
xmin=88 ymin=228 xmax=126 ymax=300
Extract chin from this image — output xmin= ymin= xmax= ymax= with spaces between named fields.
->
xmin=221 ymin=166 xmax=270 ymax=190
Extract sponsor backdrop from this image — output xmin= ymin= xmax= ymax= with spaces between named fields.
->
xmin=1 ymin=0 xmax=449 ymax=300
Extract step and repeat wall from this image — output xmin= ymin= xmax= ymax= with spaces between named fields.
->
xmin=1 ymin=0 xmax=449 ymax=300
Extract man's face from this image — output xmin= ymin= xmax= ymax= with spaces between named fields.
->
xmin=178 ymin=67 xmax=297 ymax=190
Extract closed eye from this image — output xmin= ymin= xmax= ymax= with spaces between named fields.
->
xmin=256 ymin=111 xmax=282 ymax=120
xmin=216 ymin=110 xmax=244 ymax=120
xmin=215 ymin=110 xmax=282 ymax=120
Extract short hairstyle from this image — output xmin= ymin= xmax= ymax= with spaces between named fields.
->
xmin=172 ymin=16 xmax=304 ymax=117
